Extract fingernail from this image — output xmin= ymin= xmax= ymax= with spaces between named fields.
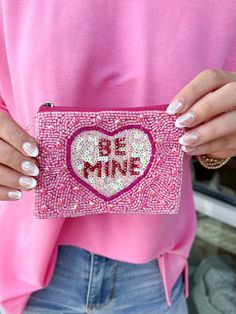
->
xmin=175 ymin=112 xmax=195 ymax=128
xmin=20 ymin=160 xmax=39 ymax=176
xmin=22 ymin=142 xmax=39 ymax=157
xmin=19 ymin=176 xmax=37 ymax=189
xmin=166 ymin=99 xmax=185 ymax=114
xmin=179 ymin=133 xmax=199 ymax=145
xmin=7 ymin=190 xmax=22 ymax=200
xmin=181 ymin=145 xmax=195 ymax=153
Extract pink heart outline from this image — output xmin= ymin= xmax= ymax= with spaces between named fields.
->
xmin=66 ymin=125 xmax=156 ymax=201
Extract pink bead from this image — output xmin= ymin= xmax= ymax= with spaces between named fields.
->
xmin=159 ymin=199 xmax=165 ymax=206
xmin=96 ymin=115 xmax=102 ymax=124
xmin=55 ymin=141 xmax=62 ymax=149
xmin=137 ymin=186 xmax=143 ymax=193
xmin=107 ymin=204 xmax=113 ymax=211
xmin=156 ymin=121 xmax=160 ymax=129
xmin=137 ymin=114 xmax=144 ymax=122
xmin=73 ymin=203 xmax=80 ymax=211
xmin=41 ymin=204 xmax=47 ymax=211
xmin=58 ymin=183 xmax=65 ymax=190
xmin=167 ymin=184 xmax=175 ymax=192
xmin=128 ymin=197 xmax=135 ymax=205
xmin=115 ymin=119 xmax=122 ymax=126
xmin=170 ymin=168 xmax=177 ymax=176
xmin=72 ymin=117 xmax=79 ymax=125
xmin=57 ymin=198 xmax=64 ymax=205
xmin=171 ymin=147 xmax=178 ymax=155
xmin=62 ymin=164 xmax=67 ymax=172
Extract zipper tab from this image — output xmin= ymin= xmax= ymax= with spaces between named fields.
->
xmin=41 ymin=101 xmax=55 ymax=108
xmin=38 ymin=101 xmax=55 ymax=113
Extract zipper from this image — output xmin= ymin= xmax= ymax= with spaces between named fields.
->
xmin=38 ymin=101 xmax=170 ymax=113
xmin=41 ymin=101 xmax=55 ymax=108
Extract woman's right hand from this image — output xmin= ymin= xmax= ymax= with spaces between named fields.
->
xmin=0 ymin=111 xmax=39 ymax=201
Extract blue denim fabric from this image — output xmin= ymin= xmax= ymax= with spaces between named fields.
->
xmin=24 ymin=245 xmax=188 ymax=313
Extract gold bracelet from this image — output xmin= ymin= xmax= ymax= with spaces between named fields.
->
xmin=197 ymin=154 xmax=231 ymax=170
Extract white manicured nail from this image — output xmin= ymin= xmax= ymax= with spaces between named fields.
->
xmin=22 ymin=142 xmax=39 ymax=157
xmin=166 ymin=100 xmax=184 ymax=114
xmin=175 ymin=112 xmax=195 ymax=128
xmin=181 ymin=145 xmax=196 ymax=154
xmin=181 ymin=146 xmax=188 ymax=152
xmin=21 ymin=160 xmax=39 ymax=176
xmin=19 ymin=176 xmax=37 ymax=189
xmin=179 ymin=133 xmax=199 ymax=145
xmin=7 ymin=190 xmax=22 ymax=200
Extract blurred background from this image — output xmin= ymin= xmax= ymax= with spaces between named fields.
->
xmin=187 ymin=157 xmax=236 ymax=314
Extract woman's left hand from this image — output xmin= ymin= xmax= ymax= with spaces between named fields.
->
xmin=166 ymin=69 xmax=236 ymax=159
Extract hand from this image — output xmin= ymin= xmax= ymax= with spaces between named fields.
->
xmin=166 ymin=69 xmax=236 ymax=159
xmin=0 ymin=112 xmax=39 ymax=201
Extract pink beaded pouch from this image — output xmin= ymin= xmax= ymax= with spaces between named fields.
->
xmin=34 ymin=102 xmax=185 ymax=218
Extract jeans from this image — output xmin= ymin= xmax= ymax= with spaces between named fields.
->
xmin=24 ymin=245 xmax=188 ymax=314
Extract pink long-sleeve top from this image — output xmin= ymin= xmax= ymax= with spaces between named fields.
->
xmin=0 ymin=1 xmax=236 ymax=313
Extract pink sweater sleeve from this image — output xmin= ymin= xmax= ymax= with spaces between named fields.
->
xmin=223 ymin=37 xmax=236 ymax=71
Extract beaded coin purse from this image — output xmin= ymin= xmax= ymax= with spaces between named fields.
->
xmin=34 ymin=102 xmax=185 ymax=218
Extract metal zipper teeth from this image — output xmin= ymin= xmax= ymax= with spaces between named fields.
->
xmin=38 ymin=103 xmax=170 ymax=113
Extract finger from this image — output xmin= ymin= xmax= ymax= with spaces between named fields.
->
xmin=0 ymin=139 xmax=39 ymax=176
xmin=0 ymin=164 xmax=37 ymax=191
xmin=174 ymin=81 xmax=236 ymax=128
xmin=0 ymin=186 xmax=22 ymax=201
xmin=181 ymin=133 xmax=236 ymax=157
xmin=206 ymin=150 xmax=236 ymax=159
xmin=178 ymin=110 xmax=236 ymax=147
xmin=167 ymin=69 xmax=236 ymax=114
xmin=0 ymin=112 xmax=39 ymax=157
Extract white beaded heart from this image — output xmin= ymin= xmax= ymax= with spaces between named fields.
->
xmin=67 ymin=127 xmax=154 ymax=200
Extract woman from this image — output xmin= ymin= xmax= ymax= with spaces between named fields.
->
xmin=0 ymin=1 xmax=235 ymax=313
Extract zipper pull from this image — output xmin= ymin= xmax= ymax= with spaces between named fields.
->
xmin=25 ymin=101 xmax=55 ymax=132
xmin=41 ymin=101 xmax=55 ymax=108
